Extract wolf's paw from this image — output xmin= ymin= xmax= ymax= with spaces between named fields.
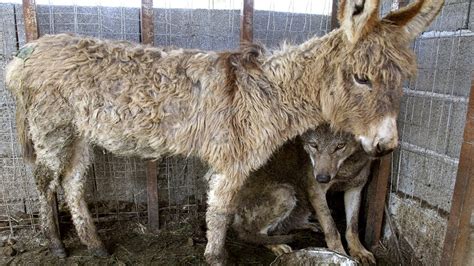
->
xmin=267 ymin=244 xmax=293 ymax=256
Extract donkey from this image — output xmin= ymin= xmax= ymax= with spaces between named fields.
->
xmin=232 ymin=125 xmax=374 ymax=264
xmin=5 ymin=0 xmax=443 ymax=264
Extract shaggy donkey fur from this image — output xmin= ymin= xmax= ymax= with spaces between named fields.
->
xmin=5 ymin=0 xmax=443 ymax=264
xmin=232 ymin=125 xmax=374 ymax=264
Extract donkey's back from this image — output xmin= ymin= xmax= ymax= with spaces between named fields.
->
xmin=6 ymin=34 xmax=230 ymax=160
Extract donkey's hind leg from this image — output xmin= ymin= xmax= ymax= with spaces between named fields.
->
xmin=33 ymin=164 xmax=65 ymax=257
xmin=61 ymin=138 xmax=107 ymax=257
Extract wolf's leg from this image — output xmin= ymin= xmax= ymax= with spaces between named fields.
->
xmin=344 ymin=186 xmax=375 ymax=264
xmin=307 ymin=183 xmax=346 ymax=254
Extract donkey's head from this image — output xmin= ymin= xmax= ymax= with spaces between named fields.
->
xmin=321 ymin=0 xmax=444 ymax=157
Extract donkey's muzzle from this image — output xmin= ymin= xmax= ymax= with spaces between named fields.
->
xmin=371 ymin=143 xmax=395 ymax=157
xmin=359 ymin=115 xmax=399 ymax=157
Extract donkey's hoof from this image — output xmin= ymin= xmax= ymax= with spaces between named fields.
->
xmin=51 ymin=246 xmax=67 ymax=258
xmin=90 ymin=247 xmax=109 ymax=257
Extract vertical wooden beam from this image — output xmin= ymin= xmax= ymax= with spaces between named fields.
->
xmin=140 ymin=0 xmax=154 ymax=45
xmin=240 ymin=0 xmax=254 ymax=44
xmin=364 ymin=155 xmax=391 ymax=248
xmin=330 ymin=0 xmax=339 ymax=30
xmin=146 ymin=160 xmax=159 ymax=231
xmin=441 ymin=76 xmax=474 ymax=266
xmin=140 ymin=0 xmax=159 ymax=231
xmin=22 ymin=0 xmax=38 ymax=42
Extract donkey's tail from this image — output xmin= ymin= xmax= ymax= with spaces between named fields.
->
xmin=5 ymin=44 xmax=37 ymax=163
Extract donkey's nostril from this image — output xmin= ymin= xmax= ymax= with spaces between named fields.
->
xmin=376 ymin=143 xmax=383 ymax=153
xmin=372 ymin=143 xmax=395 ymax=157
xmin=316 ymin=174 xmax=331 ymax=183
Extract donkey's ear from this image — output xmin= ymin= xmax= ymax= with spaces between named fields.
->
xmin=383 ymin=0 xmax=445 ymax=40
xmin=337 ymin=0 xmax=381 ymax=43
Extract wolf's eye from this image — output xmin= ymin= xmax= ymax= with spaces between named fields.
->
xmin=353 ymin=74 xmax=371 ymax=86
xmin=336 ymin=143 xmax=346 ymax=150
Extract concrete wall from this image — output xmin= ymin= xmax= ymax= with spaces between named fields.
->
xmin=0 ymin=3 xmax=331 ymax=225
xmin=384 ymin=0 xmax=473 ymax=264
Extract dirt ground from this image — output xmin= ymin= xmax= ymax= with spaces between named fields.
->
xmin=0 ymin=213 xmax=334 ymax=265
xmin=0 ymin=207 xmax=399 ymax=265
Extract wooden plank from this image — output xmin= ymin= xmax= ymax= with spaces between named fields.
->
xmin=240 ymin=0 xmax=254 ymax=44
xmin=364 ymin=155 xmax=391 ymax=248
xmin=441 ymin=76 xmax=474 ymax=266
xmin=140 ymin=0 xmax=154 ymax=45
xmin=330 ymin=0 xmax=339 ymax=30
xmin=146 ymin=160 xmax=159 ymax=231
xmin=140 ymin=0 xmax=159 ymax=231
xmin=22 ymin=0 xmax=38 ymax=42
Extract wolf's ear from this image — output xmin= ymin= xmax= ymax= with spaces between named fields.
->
xmin=337 ymin=0 xmax=381 ymax=43
xmin=383 ymin=0 xmax=445 ymax=40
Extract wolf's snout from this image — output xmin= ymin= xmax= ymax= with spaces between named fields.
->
xmin=316 ymin=174 xmax=331 ymax=183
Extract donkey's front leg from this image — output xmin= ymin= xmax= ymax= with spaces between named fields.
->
xmin=205 ymin=172 xmax=244 ymax=265
xmin=307 ymin=182 xmax=346 ymax=254
xmin=344 ymin=185 xmax=376 ymax=265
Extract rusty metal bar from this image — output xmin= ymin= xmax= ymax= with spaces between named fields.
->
xmin=140 ymin=0 xmax=159 ymax=231
xmin=240 ymin=0 xmax=254 ymax=44
xmin=364 ymin=155 xmax=391 ymax=248
xmin=441 ymin=75 xmax=474 ymax=266
xmin=22 ymin=0 xmax=39 ymax=42
xmin=330 ymin=0 xmax=339 ymax=30
xmin=140 ymin=0 xmax=154 ymax=45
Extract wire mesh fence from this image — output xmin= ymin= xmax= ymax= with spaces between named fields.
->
xmin=385 ymin=0 xmax=473 ymax=263
xmin=1 ymin=0 xmax=472 ymax=264
xmin=0 ymin=0 xmax=334 ymax=233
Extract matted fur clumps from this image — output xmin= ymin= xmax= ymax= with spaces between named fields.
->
xmin=5 ymin=31 xmax=412 ymax=178
xmin=5 ymin=0 xmax=444 ymax=263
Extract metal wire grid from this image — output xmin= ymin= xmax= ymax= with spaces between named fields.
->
xmin=0 ymin=4 xmax=40 ymax=234
xmin=254 ymin=0 xmax=333 ymax=48
xmin=153 ymin=0 xmax=241 ymax=50
xmin=387 ymin=0 xmax=473 ymax=263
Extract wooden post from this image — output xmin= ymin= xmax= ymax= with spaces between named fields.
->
xmin=22 ymin=0 xmax=38 ymax=42
xmin=240 ymin=0 xmax=254 ymax=44
xmin=140 ymin=0 xmax=154 ymax=45
xmin=440 ymin=76 xmax=474 ymax=266
xmin=140 ymin=0 xmax=160 ymax=231
xmin=364 ymin=155 xmax=391 ymax=248
xmin=146 ymin=160 xmax=159 ymax=231
xmin=330 ymin=0 xmax=339 ymax=30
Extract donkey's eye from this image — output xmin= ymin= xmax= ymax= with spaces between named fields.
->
xmin=353 ymin=74 xmax=371 ymax=86
xmin=336 ymin=143 xmax=346 ymax=150
xmin=308 ymin=143 xmax=319 ymax=150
